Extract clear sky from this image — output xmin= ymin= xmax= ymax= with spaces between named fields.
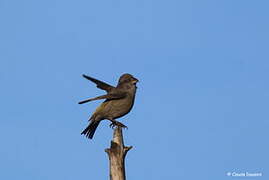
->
xmin=1 ymin=0 xmax=268 ymax=179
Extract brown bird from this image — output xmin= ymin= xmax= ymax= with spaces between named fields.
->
xmin=79 ymin=73 xmax=138 ymax=139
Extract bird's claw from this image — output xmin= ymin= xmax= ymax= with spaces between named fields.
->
xmin=109 ymin=121 xmax=128 ymax=129
xmin=109 ymin=123 xmax=116 ymax=128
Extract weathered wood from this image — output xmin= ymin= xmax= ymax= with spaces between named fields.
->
xmin=105 ymin=127 xmax=132 ymax=180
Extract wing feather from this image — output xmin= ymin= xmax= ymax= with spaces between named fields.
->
xmin=82 ymin=74 xmax=114 ymax=92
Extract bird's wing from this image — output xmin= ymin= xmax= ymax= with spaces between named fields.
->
xmin=78 ymin=91 xmax=126 ymax=104
xmin=82 ymin=74 xmax=115 ymax=92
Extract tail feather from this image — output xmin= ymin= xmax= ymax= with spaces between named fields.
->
xmin=81 ymin=121 xmax=100 ymax=139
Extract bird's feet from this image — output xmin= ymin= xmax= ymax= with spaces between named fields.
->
xmin=109 ymin=121 xmax=128 ymax=129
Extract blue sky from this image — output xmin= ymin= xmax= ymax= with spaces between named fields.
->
xmin=1 ymin=0 xmax=269 ymax=179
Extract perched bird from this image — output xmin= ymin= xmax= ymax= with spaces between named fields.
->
xmin=79 ymin=73 xmax=138 ymax=139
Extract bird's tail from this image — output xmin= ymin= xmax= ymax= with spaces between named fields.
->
xmin=81 ymin=120 xmax=101 ymax=139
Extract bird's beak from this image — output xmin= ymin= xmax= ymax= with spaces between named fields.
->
xmin=132 ymin=78 xmax=139 ymax=84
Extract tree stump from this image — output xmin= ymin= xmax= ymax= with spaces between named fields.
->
xmin=105 ymin=127 xmax=132 ymax=180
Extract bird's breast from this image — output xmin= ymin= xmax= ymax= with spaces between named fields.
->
xmin=93 ymin=92 xmax=136 ymax=120
xmin=109 ymin=95 xmax=135 ymax=119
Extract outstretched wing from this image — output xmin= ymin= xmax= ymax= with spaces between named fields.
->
xmin=82 ymin=74 xmax=114 ymax=92
xmin=78 ymin=91 xmax=126 ymax=104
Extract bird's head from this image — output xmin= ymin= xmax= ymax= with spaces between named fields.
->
xmin=118 ymin=73 xmax=139 ymax=86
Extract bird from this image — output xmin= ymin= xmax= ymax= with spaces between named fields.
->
xmin=79 ymin=73 xmax=138 ymax=139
